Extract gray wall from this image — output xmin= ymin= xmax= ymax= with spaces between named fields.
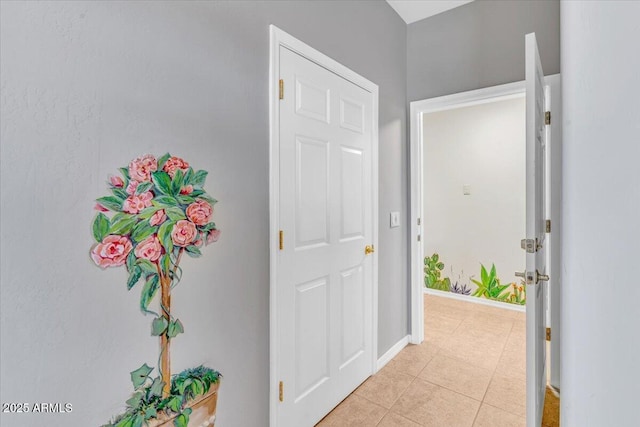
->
xmin=0 ymin=1 xmax=407 ymax=426
xmin=407 ymin=0 xmax=560 ymax=101
xmin=560 ymin=1 xmax=640 ymax=425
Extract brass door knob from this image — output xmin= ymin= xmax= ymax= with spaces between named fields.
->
xmin=365 ymin=245 xmax=375 ymax=255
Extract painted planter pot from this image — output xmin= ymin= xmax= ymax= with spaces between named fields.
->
xmin=149 ymin=382 xmax=220 ymax=427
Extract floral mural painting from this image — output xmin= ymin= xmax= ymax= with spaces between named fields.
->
xmin=424 ymin=254 xmax=525 ymax=305
xmin=91 ymin=153 xmax=221 ymax=427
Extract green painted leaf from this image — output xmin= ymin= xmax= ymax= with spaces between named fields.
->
xmin=136 ymin=258 xmax=157 ymax=274
xmin=126 ymin=250 xmax=137 ymax=271
xmin=140 ymin=275 xmax=160 ymax=313
xmin=148 ymin=376 xmax=165 ymax=398
xmin=125 ymin=391 xmax=143 ymax=409
xmin=96 ymin=196 xmax=123 ymax=211
xmin=171 ymin=169 xmax=185 ymax=195
xmin=115 ymin=417 xmax=134 ymax=427
xmin=92 ymin=213 xmax=110 ymax=242
xmin=176 ymin=195 xmax=196 ymax=205
xmin=110 ymin=217 xmax=138 ymax=235
xmin=177 ymin=378 xmax=192 ymax=394
xmin=138 ymin=206 xmax=162 ymax=219
xmin=151 ymin=171 xmax=173 ymax=195
xmin=165 ymin=207 xmax=186 ymax=221
xmin=112 ymin=188 xmax=128 ymax=200
xmin=127 ymin=266 xmax=142 ymax=290
xmin=173 ymin=412 xmax=189 ymax=427
xmin=185 ymin=245 xmax=202 ymax=258
xmin=199 ymin=222 xmax=216 ymax=232
xmin=131 ymin=220 xmax=156 ymax=243
xmin=135 ymin=181 xmax=153 ymax=195
xmin=190 ymin=378 xmax=204 ymax=396
xmin=119 ymin=167 xmax=130 ymax=181
xmin=167 ymin=319 xmax=184 ymax=338
xmin=166 ymin=396 xmax=182 ymax=413
xmin=198 ymin=193 xmax=217 ymax=205
xmin=151 ymin=316 xmax=169 ymax=336
xmin=131 ymin=414 xmax=144 ymax=427
xmin=192 ymin=170 xmax=208 ymax=187
xmin=153 ymin=196 xmax=179 ymax=207
xmin=157 ymin=153 xmax=171 ymax=170
xmin=158 ymin=221 xmax=175 ymax=254
xmin=183 ymin=168 xmax=194 ymax=185
xmin=161 ymin=254 xmax=171 ymax=275
xmin=130 ymin=364 xmax=153 ymax=389
xmin=144 ymin=406 xmax=157 ymax=421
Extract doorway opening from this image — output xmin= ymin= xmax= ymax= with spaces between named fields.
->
xmin=409 ymin=74 xmax=562 ymax=426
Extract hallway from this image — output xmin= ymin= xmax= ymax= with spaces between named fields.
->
xmin=317 ymin=294 xmax=527 ymax=426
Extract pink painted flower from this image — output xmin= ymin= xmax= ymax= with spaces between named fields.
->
xmin=186 ymin=200 xmax=212 ymax=226
xmin=149 ymin=209 xmax=167 ymax=226
xmin=171 ymin=220 xmax=197 ymax=247
xmin=94 ymin=203 xmax=109 ymax=212
xmin=134 ymin=235 xmax=162 ymax=262
xmin=122 ymin=192 xmax=153 ymax=214
xmin=206 ymin=229 xmax=221 ymax=245
xmin=163 ymin=156 xmax=190 ymax=177
xmin=110 ymin=175 xmax=124 ymax=187
xmin=126 ymin=180 xmax=139 ymax=195
xmin=194 ymin=238 xmax=203 ymax=248
xmin=129 ymin=154 xmax=157 ymax=182
xmin=91 ymin=235 xmax=132 ymax=268
xmin=180 ymin=185 xmax=193 ymax=195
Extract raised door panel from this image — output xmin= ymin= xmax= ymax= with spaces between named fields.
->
xmin=340 ymin=147 xmax=364 ymax=241
xmin=295 ymin=136 xmax=329 ymax=249
xmin=339 ymin=265 xmax=365 ymax=369
xmin=294 ymin=276 xmax=330 ymax=402
xmin=296 ymin=78 xmax=330 ymax=124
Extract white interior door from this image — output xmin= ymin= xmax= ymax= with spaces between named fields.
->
xmin=525 ymin=32 xmax=548 ymax=427
xmin=276 ymin=45 xmax=375 ymax=427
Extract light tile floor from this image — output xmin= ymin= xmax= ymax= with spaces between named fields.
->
xmin=317 ymin=294 xmax=527 ymax=427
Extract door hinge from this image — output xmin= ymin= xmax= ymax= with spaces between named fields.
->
xmin=545 ymin=219 xmax=551 ymax=233
xmin=545 ymin=111 xmax=551 ymax=125
xmin=417 ymin=218 xmax=421 ymax=226
xmin=279 ymin=79 xmax=284 ymax=100
xmin=546 ymin=327 xmax=551 ymax=341
xmin=417 ymin=235 xmax=421 ymax=242
xmin=279 ymin=230 xmax=284 ymax=250
xmin=279 ymin=381 xmax=284 ymax=402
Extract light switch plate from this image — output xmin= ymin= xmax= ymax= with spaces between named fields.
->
xmin=463 ymin=184 xmax=471 ymax=195
xmin=390 ymin=211 xmax=400 ymax=228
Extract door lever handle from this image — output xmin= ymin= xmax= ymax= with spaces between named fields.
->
xmin=365 ymin=245 xmax=375 ymax=255
xmin=515 ymin=271 xmax=525 ymax=279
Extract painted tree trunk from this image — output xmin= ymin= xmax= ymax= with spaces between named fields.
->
xmin=160 ymin=274 xmax=172 ymax=397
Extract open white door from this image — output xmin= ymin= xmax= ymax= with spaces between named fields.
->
xmin=524 ymin=32 xmax=548 ymax=427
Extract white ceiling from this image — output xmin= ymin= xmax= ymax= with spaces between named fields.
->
xmin=386 ymin=0 xmax=474 ymax=24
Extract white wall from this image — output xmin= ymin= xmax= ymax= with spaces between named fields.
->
xmin=423 ymin=97 xmax=526 ymax=296
xmin=561 ymin=1 xmax=640 ymax=425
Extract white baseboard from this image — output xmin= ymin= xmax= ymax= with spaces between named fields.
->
xmin=424 ymin=288 xmax=525 ymax=312
xmin=376 ymin=335 xmax=410 ymax=372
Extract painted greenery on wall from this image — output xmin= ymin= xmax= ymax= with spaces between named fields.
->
xmin=424 ymin=254 xmax=525 ymax=305
xmin=91 ymin=153 xmax=221 ymax=427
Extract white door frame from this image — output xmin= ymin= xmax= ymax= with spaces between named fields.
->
xmin=409 ymin=77 xmax=561 ymax=390
xmin=269 ymin=25 xmax=379 ymax=427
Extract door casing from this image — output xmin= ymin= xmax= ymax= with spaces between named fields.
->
xmin=268 ymin=25 xmax=379 ymax=427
